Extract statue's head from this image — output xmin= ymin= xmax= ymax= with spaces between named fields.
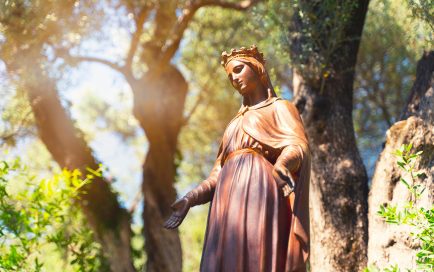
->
xmin=221 ymin=45 xmax=275 ymax=97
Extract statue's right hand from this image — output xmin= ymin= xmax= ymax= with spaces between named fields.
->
xmin=163 ymin=197 xmax=191 ymax=229
xmin=272 ymin=163 xmax=295 ymax=198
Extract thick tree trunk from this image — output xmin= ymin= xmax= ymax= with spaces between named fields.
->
xmin=368 ymin=51 xmax=434 ymax=269
xmin=289 ymin=1 xmax=370 ymax=271
xmin=23 ymin=67 xmax=136 ymax=272
xmin=132 ymin=65 xmax=188 ymax=272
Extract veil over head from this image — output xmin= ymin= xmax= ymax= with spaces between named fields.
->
xmin=221 ymin=45 xmax=277 ymax=97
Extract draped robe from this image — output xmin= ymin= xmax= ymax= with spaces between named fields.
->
xmin=198 ymin=97 xmax=310 ymax=272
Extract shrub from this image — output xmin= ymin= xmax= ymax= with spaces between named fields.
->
xmin=0 ymin=156 xmax=109 ymax=271
xmin=365 ymin=144 xmax=433 ymax=272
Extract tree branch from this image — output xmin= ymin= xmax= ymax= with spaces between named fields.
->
xmin=128 ymin=189 xmax=143 ymax=214
xmin=56 ymin=47 xmax=129 ymax=76
xmin=0 ymin=109 xmax=33 ymax=146
xmin=183 ymin=85 xmax=207 ymax=125
xmin=73 ymin=56 xmax=126 ymax=74
xmin=126 ymin=6 xmax=151 ymax=68
xmin=159 ymin=0 xmax=260 ymax=66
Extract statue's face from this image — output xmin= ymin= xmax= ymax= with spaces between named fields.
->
xmin=225 ymin=59 xmax=262 ymax=96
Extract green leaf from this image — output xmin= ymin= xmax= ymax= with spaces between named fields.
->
xmin=400 ymin=178 xmax=410 ymax=189
xmin=397 ymin=161 xmax=406 ymax=169
xmin=86 ymin=167 xmax=102 ymax=178
xmin=405 ymin=143 xmax=413 ymax=153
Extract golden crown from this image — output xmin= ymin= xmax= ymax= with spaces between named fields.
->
xmin=221 ymin=45 xmax=265 ymax=67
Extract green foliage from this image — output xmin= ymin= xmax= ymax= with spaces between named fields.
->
xmin=364 ymin=264 xmax=400 ymax=272
xmin=0 ymin=156 xmax=108 ymax=271
xmin=372 ymin=144 xmax=433 ymax=271
xmin=0 ymin=88 xmax=34 ymax=147
xmin=0 ymin=0 xmax=103 ymax=81
xmin=131 ymin=224 xmax=146 ymax=271
xmin=393 ymin=144 xmax=426 ymax=199
xmin=288 ymin=0 xmax=359 ymax=80
xmin=406 ymin=0 xmax=434 ymax=34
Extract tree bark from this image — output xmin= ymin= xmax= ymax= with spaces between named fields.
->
xmin=23 ymin=66 xmax=136 ymax=272
xmin=131 ymin=65 xmax=188 ymax=272
xmin=368 ymin=51 xmax=434 ymax=269
xmin=289 ymin=1 xmax=370 ymax=271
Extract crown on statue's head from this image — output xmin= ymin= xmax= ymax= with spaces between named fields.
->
xmin=221 ymin=45 xmax=265 ymax=67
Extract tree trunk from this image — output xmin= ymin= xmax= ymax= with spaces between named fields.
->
xmin=368 ymin=51 xmax=434 ymax=269
xmin=23 ymin=67 xmax=136 ymax=272
xmin=132 ymin=65 xmax=188 ymax=272
xmin=289 ymin=1 xmax=370 ymax=271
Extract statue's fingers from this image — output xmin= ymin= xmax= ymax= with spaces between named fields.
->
xmin=163 ymin=218 xmax=172 ymax=229
xmin=166 ymin=219 xmax=177 ymax=229
xmin=170 ymin=215 xmax=181 ymax=227
xmin=286 ymin=185 xmax=292 ymax=196
xmin=169 ymin=218 xmax=181 ymax=229
xmin=166 ymin=217 xmax=175 ymax=226
xmin=171 ymin=220 xmax=181 ymax=229
xmin=164 ymin=216 xmax=175 ymax=227
xmin=166 ymin=221 xmax=174 ymax=229
xmin=169 ymin=216 xmax=180 ymax=226
xmin=171 ymin=216 xmax=180 ymax=225
xmin=283 ymin=185 xmax=290 ymax=197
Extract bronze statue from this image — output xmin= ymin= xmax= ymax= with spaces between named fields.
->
xmin=164 ymin=45 xmax=311 ymax=272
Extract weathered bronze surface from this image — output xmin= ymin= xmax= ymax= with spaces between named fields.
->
xmin=164 ymin=45 xmax=311 ymax=272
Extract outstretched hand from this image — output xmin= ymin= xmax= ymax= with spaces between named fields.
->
xmin=272 ymin=163 xmax=295 ymax=197
xmin=163 ymin=197 xmax=191 ymax=229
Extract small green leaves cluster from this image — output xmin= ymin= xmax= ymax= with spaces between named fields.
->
xmin=288 ymin=0 xmax=359 ymax=83
xmin=0 ymin=157 xmax=108 ymax=271
xmin=364 ymin=264 xmax=400 ymax=272
xmin=406 ymin=0 xmax=434 ymax=34
xmin=394 ymin=144 xmax=426 ymax=200
xmin=370 ymin=144 xmax=433 ymax=271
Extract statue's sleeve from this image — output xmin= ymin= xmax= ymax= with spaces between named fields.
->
xmin=185 ymin=144 xmax=223 ymax=206
xmin=274 ymin=144 xmax=304 ymax=190
xmin=272 ymin=101 xmax=310 ymax=267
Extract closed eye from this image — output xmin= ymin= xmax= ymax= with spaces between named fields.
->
xmin=233 ymin=65 xmax=243 ymax=74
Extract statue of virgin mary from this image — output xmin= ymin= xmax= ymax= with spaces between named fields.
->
xmin=164 ymin=45 xmax=311 ymax=272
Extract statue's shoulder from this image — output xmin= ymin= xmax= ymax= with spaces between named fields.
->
xmin=272 ymin=98 xmax=299 ymax=115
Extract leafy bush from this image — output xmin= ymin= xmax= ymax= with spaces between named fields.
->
xmin=0 ymin=156 xmax=109 ymax=271
xmin=365 ymin=144 xmax=433 ymax=272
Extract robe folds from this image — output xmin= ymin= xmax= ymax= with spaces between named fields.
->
xmin=200 ymin=97 xmax=311 ymax=272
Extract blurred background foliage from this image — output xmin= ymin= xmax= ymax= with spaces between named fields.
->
xmin=0 ymin=0 xmax=432 ymax=271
